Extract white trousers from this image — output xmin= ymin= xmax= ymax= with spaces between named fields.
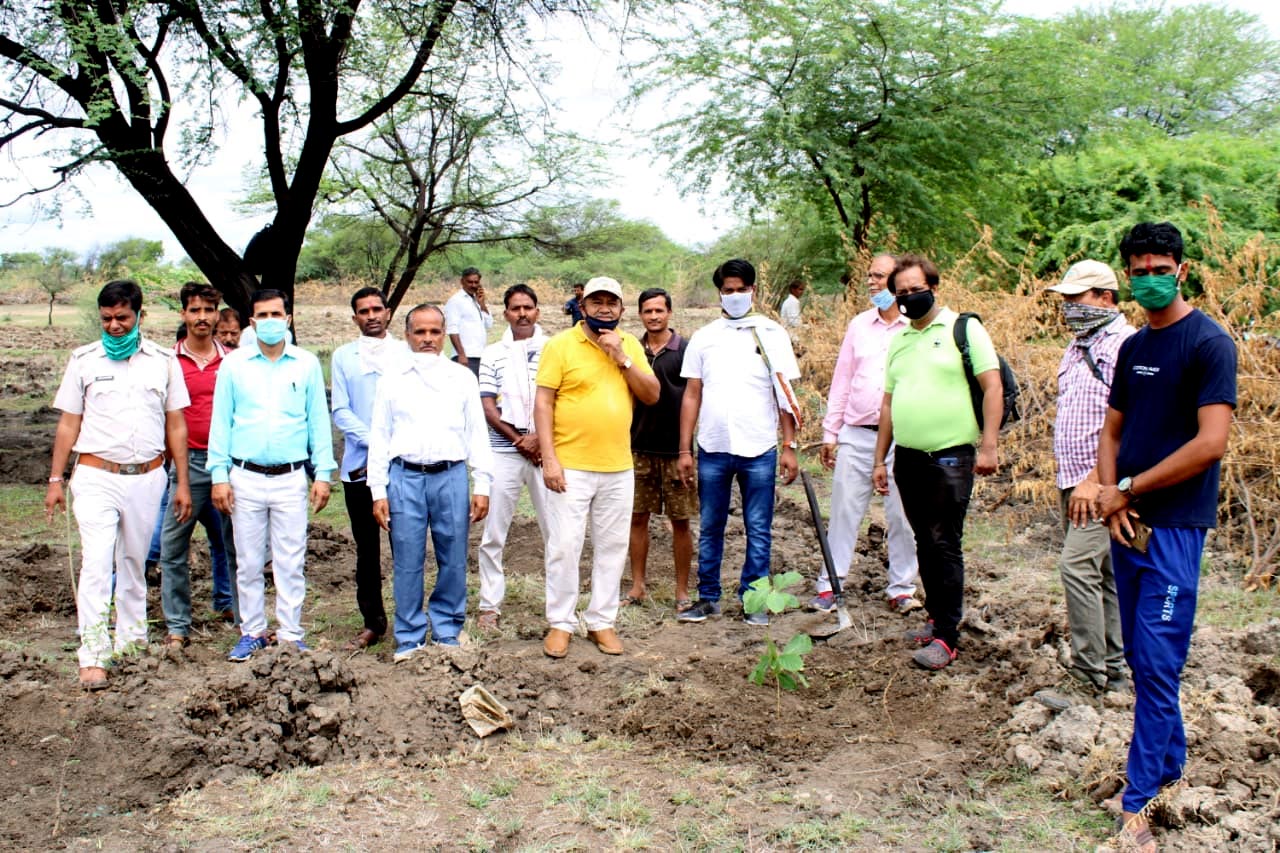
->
xmin=230 ymin=466 xmax=309 ymax=641
xmin=477 ymin=450 xmax=549 ymax=612
xmin=70 ymin=464 xmax=166 ymax=668
xmin=544 ymin=468 xmax=632 ymax=632
xmin=821 ymin=424 xmax=919 ymax=598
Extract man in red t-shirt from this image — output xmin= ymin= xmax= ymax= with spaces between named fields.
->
xmin=157 ymin=282 xmax=236 ymax=646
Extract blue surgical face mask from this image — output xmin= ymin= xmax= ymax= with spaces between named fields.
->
xmin=720 ymin=291 xmax=753 ymax=319
xmin=254 ymin=317 xmax=289 ymax=345
xmin=101 ymin=323 xmax=141 ymax=360
xmin=870 ymin=288 xmax=896 ymax=312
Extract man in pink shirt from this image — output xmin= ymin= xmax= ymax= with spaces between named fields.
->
xmin=814 ymin=254 xmax=920 ymax=614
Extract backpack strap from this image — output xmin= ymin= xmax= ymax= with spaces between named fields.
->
xmin=1080 ymin=345 xmax=1109 ymax=387
xmin=952 ymin=312 xmax=978 ymax=382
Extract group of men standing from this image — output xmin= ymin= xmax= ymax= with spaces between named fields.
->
xmin=46 ymin=221 xmax=1234 ymax=850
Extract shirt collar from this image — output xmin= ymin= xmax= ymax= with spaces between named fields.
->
xmin=644 ymin=330 xmax=682 ymax=354
xmin=246 ymin=341 xmax=299 ymax=361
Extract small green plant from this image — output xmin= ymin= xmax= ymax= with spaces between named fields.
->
xmin=743 ymin=571 xmax=814 ymax=712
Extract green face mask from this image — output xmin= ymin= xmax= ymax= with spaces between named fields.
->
xmin=1131 ymin=273 xmax=1180 ymax=310
xmin=101 ymin=323 xmax=141 ymax=360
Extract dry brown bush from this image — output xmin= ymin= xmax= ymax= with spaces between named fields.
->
xmin=796 ymin=215 xmax=1280 ymax=589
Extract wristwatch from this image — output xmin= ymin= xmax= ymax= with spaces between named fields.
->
xmin=621 ymin=358 xmax=633 ymax=370
xmin=1117 ymin=476 xmax=1133 ymax=497
xmin=785 ymin=440 xmax=799 ymax=450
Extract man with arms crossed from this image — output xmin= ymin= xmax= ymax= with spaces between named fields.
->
xmin=1096 ymin=222 xmax=1235 ymax=851
xmin=331 ymin=287 xmax=402 ymax=650
xmin=536 ymin=276 xmax=658 ymax=658
xmin=46 ymin=280 xmax=191 ymax=689
xmin=476 ymin=284 xmax=550 ymax=630
xmin=816 ymin=255 xmax=919 ymax=615
xmin=626 ymin=287 xmax=695 ymax=610
xmin=210 ymin=289 xmax=335 ymax=661
xmin=369 ymin=305 xmax=492 ymax=658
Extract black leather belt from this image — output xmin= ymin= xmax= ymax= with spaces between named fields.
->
xmin=395 ymin=457 xmax=458 ymax=474
xmin=859 ymin=424 xmax=879 ymax=432
xmin=233 ymin=458 xmax=306 ymax=476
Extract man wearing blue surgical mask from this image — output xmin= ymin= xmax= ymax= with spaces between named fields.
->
xmin=209 ymin=289 xmax=336 ymax=663
xmin=1095 ymin=222 xmax=1236 ymax=850
xmin=814 ymin=254 xmax=920 ymax=617
xmin=677 ymin=258 xmax=801 ymax=627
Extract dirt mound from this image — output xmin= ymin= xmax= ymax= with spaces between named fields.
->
xmin=0 ymin=542 xmax=74 ymax=617
xmin=184 ymin=647 xmax=359 ymax=772
xmin=0 ymin=406 xmax=59 ymax=484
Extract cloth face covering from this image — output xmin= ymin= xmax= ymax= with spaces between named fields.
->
xmin=1131 ymin=274 xmax=1180 ymax=310
xmin=720 ymin=291 xmax=753 ymax=319
xmin=583 ymin=315 xmax=620 ymax=333
xmin=1062 ymin=302 xmax=1118 ymax=337
xmin=896 ymin=289 xmax=935 ymax=320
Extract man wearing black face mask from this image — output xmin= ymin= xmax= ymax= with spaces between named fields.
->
xmin=1045 ymin=260 xmax=1134 ymax=696
xmin=871 ymin=254 xmax=1002 ymax=671
xmin=534 ymin=276 xmax=659 ymax=658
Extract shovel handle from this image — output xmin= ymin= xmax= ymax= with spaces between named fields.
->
xmin=801 ymin=471 xmax=843 ymax=602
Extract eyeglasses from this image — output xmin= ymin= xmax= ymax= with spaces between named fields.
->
xmin=867 ymin=272 xmax=889 ymax=281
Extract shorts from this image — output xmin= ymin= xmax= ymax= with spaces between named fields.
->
xmin=632 ymin=452 xmax=697 ymax=520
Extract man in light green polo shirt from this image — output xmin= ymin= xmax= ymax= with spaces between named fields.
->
xmin=871 ymin=254 xmax=1002 ymax=670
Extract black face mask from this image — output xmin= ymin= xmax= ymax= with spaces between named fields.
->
xmin=583 ymin=315 xmax=620 ymax=333
xmin=896 ymin=289 xmax=935 ymax=320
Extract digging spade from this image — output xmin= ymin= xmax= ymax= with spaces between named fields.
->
xmin=801 ymin=471 xmax=853 ymax=637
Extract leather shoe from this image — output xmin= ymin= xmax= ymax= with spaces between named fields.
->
xmin=78 ymin=666 xmax=108 ymax=691
xmin=543 ymin=628 xmax=571 ymax=658
xmin=216 ymin=609 xmax=235 ymax=623
xmin=586 ymin=628 xmax=623 ymax=655
xmin=345 ymin=628 xmax=381 ymax=650
xmin=163 ymin=634 xmax=189 ymax=649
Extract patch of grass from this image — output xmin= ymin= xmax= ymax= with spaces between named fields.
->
xmin=1198 ymin=584 xmax=1279 ymax=630
xmin=768 ymin=813 xmax=869 ymax=849
xmin=464 ymin=784 xmax=493 ymax=810
xmin=304 ymin=783 xmax=334 ymax=806
xmin=0 ymin=485 xmax=57 ymax=544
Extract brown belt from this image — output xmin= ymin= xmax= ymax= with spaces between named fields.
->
xmin=76 ymin=453 xmax=165 ymax=476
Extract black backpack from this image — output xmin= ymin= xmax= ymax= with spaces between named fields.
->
xmin=952 ymin=312 xmax=1020 ymax=430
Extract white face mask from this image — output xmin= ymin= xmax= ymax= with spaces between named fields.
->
xmin=720 ymin=291 xmax=753 ymax=319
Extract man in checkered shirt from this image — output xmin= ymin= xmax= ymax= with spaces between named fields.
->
xmin=1045 ymin=260 xmax=1135 ymax=694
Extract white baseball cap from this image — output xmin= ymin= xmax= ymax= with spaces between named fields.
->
xmin=1045 ymin=260 xmax=1119 ymax=295
xmin=583 ymin=276 xmax=623 ymax=299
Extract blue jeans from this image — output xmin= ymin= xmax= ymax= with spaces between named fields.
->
xmin=1113 ymin=526 xmax=1204 ymax=814
xmin=159 ymin=450 xmax=237 ymax=635
xmin=388 ymin=461 xmax=470 ymax=650
xmin=695 ymin=448 xmax=777 ymax=602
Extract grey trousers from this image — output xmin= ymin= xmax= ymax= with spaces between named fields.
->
xmin=1058 ymin=487 xmax=1125 ymax=686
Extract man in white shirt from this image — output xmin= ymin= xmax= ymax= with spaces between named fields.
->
xmin=476 ymin=284 xmax=549 ymax=630
xmin=46 ymin=280 xmax=192 ymax=689
xmin=780 ymin=279 xmax=804 ymax=329
xmin=677 ymin=259 xmax=801 ymax=626
xmin=369 ymin=304 xmax=493 ymax=658
xmin=444 ymin=267 xmax=493 ymax=375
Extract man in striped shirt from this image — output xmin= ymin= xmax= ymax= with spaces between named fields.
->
xmin=1046 ymin=260 xmax=1134 ymax=693
xmin=475 ymin=284 xmax=550 ymax=630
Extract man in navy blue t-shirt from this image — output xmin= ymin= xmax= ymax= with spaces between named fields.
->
xmin=1096 ymin=221 xmax=1236 ymax=849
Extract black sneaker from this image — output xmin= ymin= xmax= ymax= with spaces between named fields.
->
xmin=677 ymin=599 xmax=721 ymax=623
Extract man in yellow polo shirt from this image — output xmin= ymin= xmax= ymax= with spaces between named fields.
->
xmin=871 ymin=254 xmax=1003 ymax=670
xmin=535 ymin=276 xmax=660 ymax=658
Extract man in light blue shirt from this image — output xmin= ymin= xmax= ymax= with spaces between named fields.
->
xmin=210 ymin=289 xmax=336 ymax=662
xmin=331 ymin=286 xmax=403 ymax=650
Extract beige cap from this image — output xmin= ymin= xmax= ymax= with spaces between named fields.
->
xmin=583 ymin=276 xmax=623 ymax=299
xmin=1046 ymin=260 xmax=1119 ymax=295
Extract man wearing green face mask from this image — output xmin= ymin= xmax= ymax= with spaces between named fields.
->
xmin=1095 ymin=222 xmax=1237 ymax=850
xmin=45 ymin=280 xmax=193 ymax=691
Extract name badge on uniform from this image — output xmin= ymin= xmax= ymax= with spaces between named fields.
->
xmin=94 ymin=375 xmax=115 ymax=382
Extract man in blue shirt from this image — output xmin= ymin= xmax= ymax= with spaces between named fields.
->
xmin=1097 ymin=222 xmax=1236 ymax=850
xmin=331 ymin=287 xmax=403 ymax=650
xmin=210 ymin=289 xmax=336 ymax=662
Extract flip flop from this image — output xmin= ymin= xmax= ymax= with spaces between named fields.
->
xmin=675 ymin=598 xmax=694 ymax=613
xmin=621 ymin=595 xmax=647 ymax=607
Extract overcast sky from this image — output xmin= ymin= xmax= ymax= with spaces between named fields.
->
xmin=0 ymin=0 xmax=1276 ymax=263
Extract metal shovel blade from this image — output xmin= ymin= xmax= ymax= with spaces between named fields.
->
xmin=801 ymin=471 xmax=854 ymax=636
